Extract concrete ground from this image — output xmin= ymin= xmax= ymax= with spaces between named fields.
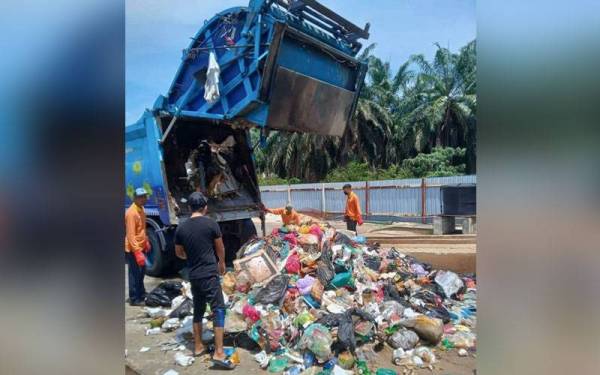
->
xmin=125 ymin=218 xmax=476 ymax=374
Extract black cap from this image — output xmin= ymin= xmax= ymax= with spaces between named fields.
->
xmin=343 ymin=184 xmax=352 ymax=189
xmin=188 ymin=192 xmax=207 ymax=211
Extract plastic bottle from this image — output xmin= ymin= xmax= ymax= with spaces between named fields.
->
xmin=268 ymin=356 xmax=289 ymax=373
xmin=356 ymin=360 xmax=372 ymax=375
xmin=375 ymin=369 xmax=397 ymax=375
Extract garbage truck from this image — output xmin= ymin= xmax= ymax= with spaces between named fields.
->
xmin=125 ymin=0 xmax=370 ymax=276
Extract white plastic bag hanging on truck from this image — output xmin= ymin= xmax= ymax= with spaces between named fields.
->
xmin=204 ymin=51 xmax=221 ymax=103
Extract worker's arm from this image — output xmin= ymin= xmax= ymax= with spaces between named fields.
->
xmin=266 ymin=207 xmax=283 ymax=215
xmin=214 ymin=237 xmax=226 ymax=275
xmin=293 ymin=212 xmax=302 ymax=225
xmin=353 ymin=195 xmax=362 ymax=217
xmin=125 ymin=213 xmax=143 ymax=252
xmin=175 ymin=244 xmax=187 ymax=259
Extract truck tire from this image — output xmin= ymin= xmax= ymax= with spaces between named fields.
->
xmin=145 ymin=225 xmax=169 ymax=277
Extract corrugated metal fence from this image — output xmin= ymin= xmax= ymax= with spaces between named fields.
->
xmin=259 ymin=175 xmax=476 ymax=221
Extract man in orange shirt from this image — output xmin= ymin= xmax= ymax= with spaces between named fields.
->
xmin=125 ymin=188 xmax=150 ymax=306
xmin=343 ymin=184 xmax=363 ymax=233
xmin=263 ymin=203 xmax=301 ymax=226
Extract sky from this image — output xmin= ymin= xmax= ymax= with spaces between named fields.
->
xmin=126 ymin=0 xmax=475 ymax=125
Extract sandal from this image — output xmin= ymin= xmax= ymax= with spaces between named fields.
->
xmin=211 ymin=358 xmax=236 ymax=370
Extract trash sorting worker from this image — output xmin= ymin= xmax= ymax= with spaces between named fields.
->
xmin=174 ymin=192 xmax=236 ymax=370
xmin=262 ymin=203 xmax=301 ymax=226
xmin=343 ymin=184 xmax=363 ymax=233
xmin=125 ymin=187 xmax=150 ymax=306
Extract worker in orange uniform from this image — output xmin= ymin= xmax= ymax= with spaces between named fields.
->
xmin=343 ymin=184 xmax=363 ymax=233
xmin=125 ymin=187 xmax=151 ymax=306
xmin=263 ymin=203 xmax=301 ymax=226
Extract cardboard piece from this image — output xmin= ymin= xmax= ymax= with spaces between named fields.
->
xmin=233 ymin=249 xmax=278 ymax=284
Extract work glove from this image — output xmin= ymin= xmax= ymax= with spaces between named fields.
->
xmin=143 ymin=239 xmax=151 ymax=253
xmin=133 ymin=250 xmax=146 ymax=267
xmin=357 ymin=216 xmax=364 ymax=226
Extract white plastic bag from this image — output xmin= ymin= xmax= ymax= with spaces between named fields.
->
xmin=204 ymin=51 xmax=220 ymax=103
xmin=174 ymin=352 xmax=195 ymax=367
xmin=435 ymin=270 xmax=464 ymax=298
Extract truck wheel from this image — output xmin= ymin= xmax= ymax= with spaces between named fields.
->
xmin=145 ymin=226 xmax=168 ymax=277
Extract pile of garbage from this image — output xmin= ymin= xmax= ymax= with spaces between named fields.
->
xmin=143 ymin=223 xmax=476 ymax=374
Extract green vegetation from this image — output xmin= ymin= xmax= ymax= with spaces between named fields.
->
xmin=255 ymin=40 xmax=476 ymax=183
xmin=322 ymin=147 xmax=466 ymax=182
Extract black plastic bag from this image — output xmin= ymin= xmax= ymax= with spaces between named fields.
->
xmin=145 ymin=289 xmax=172 ymax=307
xmin=363 ymin=256 xmax=381 ymax=272
xmin=316 ymin=246 xmax=335 ymax=286
xmin=383 ymin=281 xmax=409 ymax=306
xmin=169 ymin=298 xmax=193 ymax=319
xmin=333 ymin=232 xmax=354 ymax=246
xmin=145 ymin=281 xmax=183 ymax=307
xmin=254 ymin=275 xmax=289 ymax=306
xmin=316 ymin=308 xmax=375 ymax=354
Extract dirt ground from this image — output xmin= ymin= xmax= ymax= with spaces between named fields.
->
xmin=125 ymin=218 xmax=476 ymax=374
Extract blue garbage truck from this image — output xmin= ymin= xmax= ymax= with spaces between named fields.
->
xmin=125 ymin=0 xmax=370 ymax=276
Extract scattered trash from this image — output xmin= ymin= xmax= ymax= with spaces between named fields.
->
xmin=174 ymin=352 xmax=195 ymax=367
xmin=139 ymin=346 xmax=150 ymax=353
xmin=435 ymin=270 xmax=464 ymax=299
xmin=134 ymin=222 xmax=476 ymax=373
xmin=387 ymin=329 xmax=419 ymax=350
xmin=163 ymin=370 xmax=179 ymax=375
xmin=145 ymin=327 xmax=161 ymax=336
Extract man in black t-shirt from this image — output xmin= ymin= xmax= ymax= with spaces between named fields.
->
xmin=174 ymin=192 xmax=235 ymax=369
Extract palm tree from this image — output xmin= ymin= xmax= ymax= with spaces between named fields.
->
xmin=401 ymin=41 xmax=476 ymax=152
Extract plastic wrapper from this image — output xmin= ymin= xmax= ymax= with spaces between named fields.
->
xmin=222 ymin=272 xmax=236 ymax=295
xmin=299 ymin=323 xmax=333 ymax=362
xmin=330 ymin=272 xmax=353 ymax=288
xmin=235 ymin=270 xmax=252 ymax=293
xmin=310 ymin=279 xmax=324 ymax=301
xmin=296 ymin=275 xmax=316 ymax=295
xmin=381 ymin=300 xmax=404 ymax=323
xmin=254 ymin=274 xmax=290 ymax=306
xmin=243 ymin=304 xmax=261 ymax=322
xmin=169 ymin=298 xmax=193 ymax=319
xmin=387 ymin=329 xmax=419 ymax=350
xmin=446 ymin=331 xmax=476 ymax=348
xmin=399 ymin=315 xmax=444 ymax=344
xmin=434 ymin=270 xmax=464 ymax=298
xmin=285 ymin=252 xmax=301 ymax=274
xmin=225 ymin=311 xmax=248 ymax=333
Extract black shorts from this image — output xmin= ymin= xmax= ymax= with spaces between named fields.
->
xmin=345 ymin=216 xmax=357 ymax=232
xmin=190 ymin=275 xmax=225 ymax=323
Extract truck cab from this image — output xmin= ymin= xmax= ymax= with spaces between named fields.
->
xmin=126 ymin=0 xmax=369 ymax=276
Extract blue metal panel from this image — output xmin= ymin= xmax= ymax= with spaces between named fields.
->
xmin=125 ymin=111 xmax=172 ymax=224
xmin=154 ymin=0 xmax=368 ymax=135
xmin=369 ymin=186 xmax=422 ymax=216
xmin=290 ymin=190 xmax=320 ymax=211
xmin=259 ymin=175 xmax=477 ymax=219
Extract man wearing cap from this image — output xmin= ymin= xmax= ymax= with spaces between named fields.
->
xmin=125 ymin=188 xmax=150 ymax=306
xmin=343 ymin=184 xmax=363 ymax=233
xmin=262 ymin=203 xmax=301 ymax=226
xmin=174 ymin=192 xmax=235 ymax=369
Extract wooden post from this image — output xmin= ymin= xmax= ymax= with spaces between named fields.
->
xmin=421 ymin=178 xmax=427 ymax=224
xmin=287 ymin=184 xmax=291 ymax=204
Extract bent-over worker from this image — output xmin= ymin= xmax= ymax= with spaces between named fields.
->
xmin=174 ymin=192 xmax=235 ymax=370
xmin=343 ymin=184 xmax=363 ymax=233
xmin=263 ymin=203 xmax=301 ymax=226
xmin=125 ymin=187 xmax=150 ymax=306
